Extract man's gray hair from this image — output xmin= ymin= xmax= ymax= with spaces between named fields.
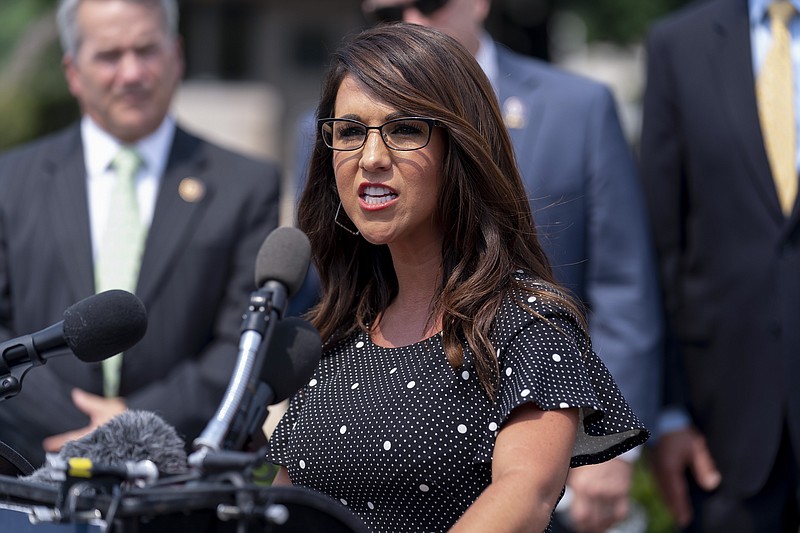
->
xmin=56 ymin=0 xmax=179 ymax=58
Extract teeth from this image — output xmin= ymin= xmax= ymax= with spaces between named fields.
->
xmin=363 ymin=186 xmax=392 ymax=196
xmin=365 ymin=195 xmax=396 ymax=205
xmin=361 ymin=186 xmax=397 ymax=205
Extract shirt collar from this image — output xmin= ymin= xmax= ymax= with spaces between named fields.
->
xmin=750 ymin=0 xmax=800 ymax=24
xmin=81 ymin=115 xmax=176 ymax=178
xmin=474 ymin=32 xmax=498 ymax=91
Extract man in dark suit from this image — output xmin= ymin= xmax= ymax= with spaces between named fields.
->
xmin=289 ymin=1 xmax=662 ymax=530
xmin=0 ymin=0 xmax=280 ymax=467
xmin=641 ymin=0 xmax=800 ymax=530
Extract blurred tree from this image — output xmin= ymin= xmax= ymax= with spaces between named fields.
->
xmin=565 ymin=0 xmax=692 ymax=45
xmin=0 ymin=0 xmax=699 ymax=152
xmin=488 ymin=0 xmax=693 ymax=60
xmin=0 ymin=0 xmax=77 ymax=151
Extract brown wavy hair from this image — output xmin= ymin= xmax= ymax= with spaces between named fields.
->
xmin=297 ymin=23 xmax=583 ymax=399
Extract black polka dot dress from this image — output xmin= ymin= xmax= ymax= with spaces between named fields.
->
xmin=266 ymin=273 xmax=648 ymax=532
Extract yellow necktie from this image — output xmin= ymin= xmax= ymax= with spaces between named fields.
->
xmin=757 ymin=1 xmax=798 ymax=216
xmin=95 ymin=146 xmax=147 ymax=397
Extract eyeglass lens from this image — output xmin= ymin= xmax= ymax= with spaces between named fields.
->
xmin=371 ymin=0 xmax=450 ymax=22
xmin=321 ymin=119 xmax=433 ymax=151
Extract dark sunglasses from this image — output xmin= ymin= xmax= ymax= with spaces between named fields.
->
xmin=368 ymin=0 xmax=450 ymax=23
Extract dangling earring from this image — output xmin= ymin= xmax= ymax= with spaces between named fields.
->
xmin=335 ymin=202 xmax=360 ymax=236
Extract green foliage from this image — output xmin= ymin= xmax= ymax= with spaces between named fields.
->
xmin=0 ymin=1 xmax=77 ymax=151
xmin=0 ymin=0 xmax=698 ymax=151
xmin=565 ymin=0 xmax=692 ymax=44
xmin=0 ymin=69 xmax=77 ymax=151
xmin=0 ymin=1 xmax=48 ymax=69
xmin=632 ymin=459 xmax=676 ymax=533
xmin=253 ymin=461 xmax=279 ymax=486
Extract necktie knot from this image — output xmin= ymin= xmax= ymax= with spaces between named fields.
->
xmin=113 ymin=146 xmax=143 ymax=183
xmin=769 ymin=1 xmax=796 ymax=27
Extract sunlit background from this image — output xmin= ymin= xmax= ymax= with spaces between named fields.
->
xmin=0 ymin=1 xmax=693 ymax=531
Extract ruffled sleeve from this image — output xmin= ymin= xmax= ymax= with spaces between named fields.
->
xmin=474 ymin=276 xmax=649 ymax=465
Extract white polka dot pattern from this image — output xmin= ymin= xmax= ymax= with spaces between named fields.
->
xmin=266 ymin=273 xmax=648 ymax=532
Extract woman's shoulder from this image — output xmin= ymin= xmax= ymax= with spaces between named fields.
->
xmin=491 ymin=270 xmax=586 ymax=348
xmin=499 ymin=270 xmax=582 ymax=322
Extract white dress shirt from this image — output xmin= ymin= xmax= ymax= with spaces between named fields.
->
xmin=82 ymin=116 xmax=175 ymax=263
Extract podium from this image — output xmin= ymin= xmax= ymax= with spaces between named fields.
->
xmin=0 ymin=471 xmax=368 ymax=532
xmin=0 ymin=502 xmax=103 ymax=532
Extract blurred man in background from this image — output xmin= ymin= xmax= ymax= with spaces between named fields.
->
xmin=0 ymin=0 xmax=280 ymax=467
xmin=641 ymin=0 xmax=800 ymax=530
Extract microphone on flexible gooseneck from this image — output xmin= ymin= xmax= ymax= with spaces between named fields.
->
xmin=253 ymin=226 xmax=313 ymax=319
xmin=197 ymin=317 xmax=322 ymax=470
xmin=190 ymin=227 xmax=311 ymax=459
xmin=221 ymin=316 xmax=322 ymax=452
xmin=0 ymin=290 xmax=148 ymax=401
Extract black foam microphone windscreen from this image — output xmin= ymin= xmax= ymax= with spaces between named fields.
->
xmin=254 ymin=226 xmax=311 ymax=297
xmin=260 ymin=316 xmax=322 ymax=404
xmin=62 ymin=289 xmax=148 ymax=363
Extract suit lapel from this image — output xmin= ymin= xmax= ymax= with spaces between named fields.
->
xmin=45 ymin=127 xmax=95 ymax=301
xmin=712 ymin=0 xmax=785 ymax=222
xmin=495 ymin=47 xmax=545 ymax=167
xmin=136 ymin=128 xmax=213 ymax=305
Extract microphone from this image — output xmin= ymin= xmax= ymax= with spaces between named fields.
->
xmin=43 ymin=457 xmax=160 ymax=485
xmin=0 ymin=290 xmax=148 ymax=401
xmin=253 ymin=226 xmax=312 ymax=318
xmin=191 ymin=317 xmax=321 ymax=469
xmin=220 ymin=316 xmax=321 ymax=453
xmin=192 ymin=227 xmax=312 ymax=456
xmin=258 ymin=317 xmax=322 ymax=404
xmin=23 ymin=410 xmax=188 ymax=486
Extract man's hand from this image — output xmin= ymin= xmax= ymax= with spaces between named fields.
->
xmin=650 ymin=427 xmax=721 ymax=527
xmin=566 ymin=458 xmax=634 ymax=532
xmin=42 ymin=388 xmax=126 ymax=452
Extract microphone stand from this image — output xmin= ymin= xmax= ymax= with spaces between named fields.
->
xmin=0 ymin=336 xmax=41 ymax=401
xmin=189 ymin=281 xmax=287 ymax=468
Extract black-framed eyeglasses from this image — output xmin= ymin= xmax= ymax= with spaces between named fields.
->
xmin=367 ymin=0 xmax=450 ymax=23
xmin=319 ymin=117 xmax=441 ymax=151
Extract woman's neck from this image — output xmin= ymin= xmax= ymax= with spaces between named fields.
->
xmin=371 ymin=241 xmax=443 ymax=348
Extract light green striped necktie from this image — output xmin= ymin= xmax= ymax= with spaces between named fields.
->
xmin=95 ymin=146 xmax=147 ymax=397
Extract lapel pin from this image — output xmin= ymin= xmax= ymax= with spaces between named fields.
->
xmin=179 ymin=177 xmax=205 ymax=203
xmin=503 ymin=96 xmax=527 ymax=130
